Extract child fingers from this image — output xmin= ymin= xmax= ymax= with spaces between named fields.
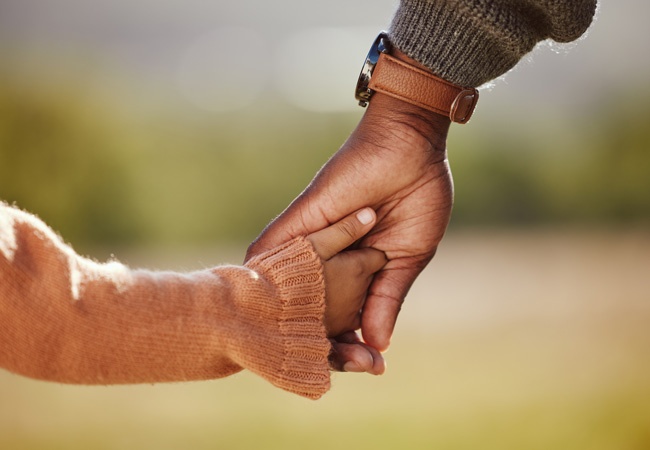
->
xmin=307 ymin=208 xmax=376 ymax=260
xmin=329 ymin=332 xmax=386 ymax=375
xmin=355 ymin=247 xmax=388 ymax=274
xmin=339 ymin=247 xmax=388 ymax=277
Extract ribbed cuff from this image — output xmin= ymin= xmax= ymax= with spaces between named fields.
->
xmin=389 ymin=0 xmax=535 ymax=87
xmin=389 ymin=0 xmax=597 ymax=88
xmin=240 ymin=237 xmax=331 ymax=399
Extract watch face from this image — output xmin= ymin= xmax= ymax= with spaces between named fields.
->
xmin=355 ymin=32 xmax=390 ymax=107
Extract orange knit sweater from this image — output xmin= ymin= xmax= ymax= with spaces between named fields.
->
xmin=0 ymin=203 xmax=331 ymax=399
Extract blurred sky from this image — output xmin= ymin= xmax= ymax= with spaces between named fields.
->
xmin=1 ymin=0 xmax=648 ymax=115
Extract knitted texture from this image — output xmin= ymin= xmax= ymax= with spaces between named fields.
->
xmin=389 ymin=0 xmax=598 ymax=87
xmin=0 ymin=203 xmax=331 ymax=399
xmin=230 ymin=239 xmax=331 ymax=398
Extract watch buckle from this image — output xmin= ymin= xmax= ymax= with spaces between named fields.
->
xmin=450 ymin=89 xmax=479 ymax=124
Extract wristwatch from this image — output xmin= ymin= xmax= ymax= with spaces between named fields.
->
xmin=355 ymin=32 xmax=479 ymax=124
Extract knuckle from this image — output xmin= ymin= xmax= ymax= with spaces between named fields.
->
xmin=359 ymin=250 xmax=387 ymax=274
xmin=353 ymin=262 xmax=367 ymax=278
xmin=337 ymin=219 xmax=359 ymax=242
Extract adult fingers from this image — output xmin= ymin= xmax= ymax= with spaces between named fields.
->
xmin=306 ymin=208 xmax=376 ymax=261
xmin=329 ymin=332 xmax=386 ymax=375
xmin=360 ymin=257 xmax=431 ymax=352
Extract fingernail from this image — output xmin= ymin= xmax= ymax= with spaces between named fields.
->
xmin=343 ymin=362 xmax=363 ymax=372
xmin=356 ymin=208 xmax=373 ymax=225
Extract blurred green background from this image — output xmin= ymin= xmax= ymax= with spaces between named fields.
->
xmin=1 ymin=1 xmax=649 ymax=449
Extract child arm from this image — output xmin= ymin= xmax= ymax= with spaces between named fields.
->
xmin=0 ymin=203 xmax=382 ymax=399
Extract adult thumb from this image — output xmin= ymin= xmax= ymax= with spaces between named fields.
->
xmin=306 ymin=208 xmax=376 ymax=260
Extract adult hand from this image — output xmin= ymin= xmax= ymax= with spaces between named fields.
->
xmin=305 ymin=208 xmax=388 ymax=376
xmin=247 ymin=52 xmax=454 ymax=370
xmin=306 ymin=208 xmax=387 ymax=338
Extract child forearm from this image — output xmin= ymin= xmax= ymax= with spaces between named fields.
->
xmin=0 ymin=203 xmax=331 ymax=399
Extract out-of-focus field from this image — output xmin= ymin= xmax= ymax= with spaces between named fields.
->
xmin=1 ymin=2 xmax=649 ymax=448
xmin=1 ymin=230 xmax=648 ymax=450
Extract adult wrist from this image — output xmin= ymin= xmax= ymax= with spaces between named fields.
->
xmin=362 ymin=78 xmax=451 ymax=157
xmin=356 ymin=31 xmax=476 ymax=128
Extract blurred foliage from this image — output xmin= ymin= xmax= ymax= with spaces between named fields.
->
xmin=0 ymin=69 xmax=351 ymax=252
xmin=450 ymin=91 xmax=650 ymax=228
xmin=1 ymin=67 xmax=649 ymax=253
xmin=0 ymin=76 xmax=145 ymax=245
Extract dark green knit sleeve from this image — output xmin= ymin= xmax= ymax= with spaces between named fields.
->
xmin=389 ymin=0 xmax=598 ymax=87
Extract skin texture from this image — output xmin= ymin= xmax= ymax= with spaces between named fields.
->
xmin=248 ymin=51 xmax=453 ymax=374
xmin=309 ymin=208 xmax=387 ymax=338
xmin=0 ymin=203 xmax=383 ymax=397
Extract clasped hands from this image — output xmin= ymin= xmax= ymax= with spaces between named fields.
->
xmin=246 ymin=92 xmax=453 ymax=375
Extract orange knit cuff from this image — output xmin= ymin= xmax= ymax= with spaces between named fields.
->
xmin=238 ymin=237 xmax=331 ymax=399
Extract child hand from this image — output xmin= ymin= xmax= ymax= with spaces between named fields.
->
xmin=306 ymin=208 xmax=387 ymax=337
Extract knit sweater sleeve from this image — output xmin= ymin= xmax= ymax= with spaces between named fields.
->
xmin=0 ymin=203 xmax=331 ymax=399
xmin=390 ymin=0 xmax=598 ymax=87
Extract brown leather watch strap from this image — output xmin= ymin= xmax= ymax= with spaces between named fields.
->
xmin=369 ymin=52 xmax=479 ymax=124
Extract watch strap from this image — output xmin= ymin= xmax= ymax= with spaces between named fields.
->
xmin=369 ymin=52 xmax=479 ymax=124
